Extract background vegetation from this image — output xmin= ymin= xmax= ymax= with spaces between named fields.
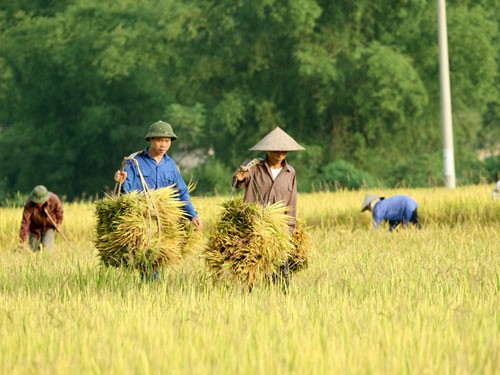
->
xmin=0 ymin=186 xmax=499 ymax=373
xmin=0 ymin=0 xmax=499 ymax=199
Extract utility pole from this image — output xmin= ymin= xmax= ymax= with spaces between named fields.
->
xmin=438 ymin=0 xmax=456 ymax=188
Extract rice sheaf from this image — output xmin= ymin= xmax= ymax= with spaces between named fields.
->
xmin=205 ymin=198 xmax=310 ymax=287
xmin=94 ymin=186 xmax=203 ymax=272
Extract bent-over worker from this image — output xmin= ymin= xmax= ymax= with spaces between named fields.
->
xmin=20 ymin=185 xmax=64 ymax=251
xmin=361 ymin=194 xmax=420 ymax=231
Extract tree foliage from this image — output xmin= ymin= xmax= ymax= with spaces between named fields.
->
xmin=0 ymin=0 xmax=498 ymax=198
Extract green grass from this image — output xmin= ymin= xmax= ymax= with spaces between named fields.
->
xmin=0 ymin=186 xmax=499 ymax=374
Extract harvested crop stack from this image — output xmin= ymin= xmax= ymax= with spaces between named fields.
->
xmin=289 ymin=218 xmax=311 ymax=273
xmin=205 ymin=198 xmax=295 ymax=288
xmin=95 ymin=186 xmax=202 ymax=272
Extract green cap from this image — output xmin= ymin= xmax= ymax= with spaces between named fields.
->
xmin=144 ymin=121 xmax=178 ymax=141
xmin=30 ymin=185 xmax=51 ymax=204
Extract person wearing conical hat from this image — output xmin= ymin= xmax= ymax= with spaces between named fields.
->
xmin=361 ymin=193 xmax=420 ymax=231
xmin=19 ymin=185 xmax=64 ymax=252
xmin=233 ymin=127 xmax=305 ymax=229
xmin=233 ymin=127 xmax=305 ymax=289
xmin=114 ymin=120 xmax=202 ymax=231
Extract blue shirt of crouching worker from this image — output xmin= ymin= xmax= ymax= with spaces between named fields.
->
xmin=361 ymin=194 xmax=420 ymax=231
xmin=121 ymin=148 xmax=198 ymax=219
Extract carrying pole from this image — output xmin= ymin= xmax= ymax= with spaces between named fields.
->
xmin=43 ymin=207 xmax=75 ymax=250
xmin=113 ymin=159 xmax=128 ymax=196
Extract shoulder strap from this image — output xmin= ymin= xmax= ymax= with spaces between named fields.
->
xmin=128 ymin=150 xmax=144 ymax=159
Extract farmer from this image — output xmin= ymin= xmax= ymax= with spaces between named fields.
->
xmin=114 ymin=120 xmax=202 ymax=231
xmin=19 ymin=185 xmax=64 ymax=252
xmin=233 ymin=126 xmax=305 ymax=289
xmin=361 ymin=194 xmax=420 ymax=231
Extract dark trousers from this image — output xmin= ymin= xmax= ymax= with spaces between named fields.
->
xmin=140 ymin=269 xmax=160 ymax=281
xmin=272 ymin=260 xmax=290 ymax=293
xmin=388 ymin=209 xmax=421 ymax=231
xmin=29 ymin=229 xmax=55 ymax=252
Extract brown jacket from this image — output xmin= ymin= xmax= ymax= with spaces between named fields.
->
xmin=19 ymin=193 xmax=64 ymax=242
xmin=233 ymin=159 xmax=297 ymax=229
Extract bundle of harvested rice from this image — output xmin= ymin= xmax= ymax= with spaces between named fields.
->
xmin=205 ymin=198 xmax=295 ymax=287
xmin=95 ymin=186 xmax=202 ymax=272
xmin=289 ymin=218 xmax=311 ymax=273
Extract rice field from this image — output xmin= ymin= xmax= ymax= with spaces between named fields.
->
xmin=0 ymin=185 xmax=499 ymax=374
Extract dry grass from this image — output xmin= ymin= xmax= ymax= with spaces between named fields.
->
xmin=289 ymin=218 xmax=310 ymax=272
xmin=0 ymin=184 xmax=498 ymax=374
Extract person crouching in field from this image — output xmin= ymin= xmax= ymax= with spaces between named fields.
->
xmin=233 ymin=127 xmax=305 ymax=289
xmin=361 ymin=194 xmax=421 ymax=231
xmin=19 ymin=185 xmax=64 ymax=252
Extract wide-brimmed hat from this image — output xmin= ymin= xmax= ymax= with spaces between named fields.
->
xmin=360 ymin=194 xmax=383 ymax=212
xmin=144 ymin=121 xmax=178 ymax=141
xmin=30 ymin=185 xmax=51 ymax=204
xmin=249 ymin=127 xmax=305 ymax=151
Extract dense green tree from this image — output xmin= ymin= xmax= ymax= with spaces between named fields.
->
xmin=0 ymin=1 xmax=200 ymax=197
xmin=0 ymin=0 xmax=498 ymax=198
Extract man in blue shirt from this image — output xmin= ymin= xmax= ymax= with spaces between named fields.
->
xmin=114 ymin=120 xmax=202 ymax=230
xmin=361 ymin=194 xmax=420 ymax=231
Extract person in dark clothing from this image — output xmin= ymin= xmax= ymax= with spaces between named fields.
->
xmin=20 ymin=185 xmax=64 ymax=252
xmin=361 ymin=194 xmax=420 ymax=231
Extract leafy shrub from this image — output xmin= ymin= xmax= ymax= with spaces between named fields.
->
xmin=184 ymin=158 xmax=233 ymax=196
xmin=480 ymin=155 xmax=500 ymax=182
xmin=318 ymin=160 xmax=376 ymax=191
xmin=291 ymin=144 xmax=324 ymax=193
xmin=0 ymin=191 xmax=27 ymax=208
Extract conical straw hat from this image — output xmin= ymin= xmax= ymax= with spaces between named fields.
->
xmin=249 ymin=127 xmax=305 ymax=151
xmin=360 ymin=194 xmax=383 ymax=212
